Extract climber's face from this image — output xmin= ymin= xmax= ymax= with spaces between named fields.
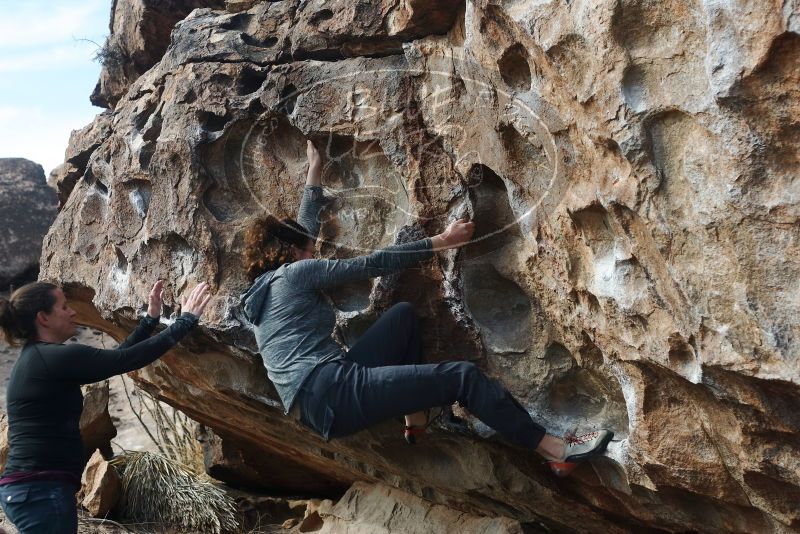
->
xmin=292 ymin=239 xmax=315 ymax=261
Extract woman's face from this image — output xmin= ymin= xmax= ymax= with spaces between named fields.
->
xmin=40 ymin=288 xmax=78 ymax=342
xmin=292 ymin=240 xmax=315 ymax=261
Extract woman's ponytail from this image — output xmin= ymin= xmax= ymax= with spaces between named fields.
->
xmin=0 ymin=282 xmax=58 ymax=346
xmin=244 ymin=215 xmax=312 ymax=281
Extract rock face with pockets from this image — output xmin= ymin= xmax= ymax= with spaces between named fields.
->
xmin=43 ymin=0 xmax=800 ymax=531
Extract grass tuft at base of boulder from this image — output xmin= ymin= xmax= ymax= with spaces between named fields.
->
xmin=111 ymin=452 xmax=238 ymax=534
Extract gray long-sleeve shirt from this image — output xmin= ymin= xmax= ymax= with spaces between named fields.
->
xmin=242 ymin=186 xmax=433 ymax=412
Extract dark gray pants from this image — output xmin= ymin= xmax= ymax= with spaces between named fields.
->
xmin=297 ymin=302 xmax=546 ymax=448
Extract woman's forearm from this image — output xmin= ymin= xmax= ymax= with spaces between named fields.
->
xmin=306 ymin=163 xmax=321 ymax=186
xmin=431 ymin=235 xmax=446 ymax=250
xmin=306 ymin=140 xmax=322 ymax=186
xmin=287 ymin=238 xmax=434 ymax=289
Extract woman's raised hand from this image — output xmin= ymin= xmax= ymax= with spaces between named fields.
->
xmin=180 ymin=282 xmax=212 ymax=318
xmin=431 ymin=218 xmax=476 ymax=250
xmin=147 ymin=280 xmax=165 ymax=318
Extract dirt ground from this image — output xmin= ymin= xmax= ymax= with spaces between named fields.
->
xmin=0 ymin=510 xmax=132 ymax=534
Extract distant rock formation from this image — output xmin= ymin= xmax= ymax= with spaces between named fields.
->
xmin=43 ymin=0 xmax=800 ymax=532
xmin=0 ymin=158 xmax=57 ymax=289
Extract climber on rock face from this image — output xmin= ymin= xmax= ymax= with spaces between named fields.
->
xmin=0 ymin=281 xmax=212 ymax=534
xmin=242 ymin=140 xmax=612 ymax=476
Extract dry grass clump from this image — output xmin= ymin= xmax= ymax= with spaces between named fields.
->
xmin=110 ymin=452 xmax=238 ymax=534
xmin=111 ymin=376 xmax=240 ymax=532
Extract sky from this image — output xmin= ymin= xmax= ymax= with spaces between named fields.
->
xmin=0 ymin=0 xmax=110 ymax=177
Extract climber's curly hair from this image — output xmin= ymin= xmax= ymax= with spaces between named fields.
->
xmin=244 ymin=215 xmax=313 ymax=281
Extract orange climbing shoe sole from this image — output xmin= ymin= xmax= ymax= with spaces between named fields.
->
xmin=548 ymin=462 xmax=578 ymax=477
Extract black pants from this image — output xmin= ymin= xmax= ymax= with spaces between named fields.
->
xmin=297 ymin=302 xmax=547 ymax=448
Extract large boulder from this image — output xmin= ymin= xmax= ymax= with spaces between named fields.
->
xmin=0 ymin=159 xmax=57 ymax=289
xmin=42 ymin=0 xmax=800 ymax=532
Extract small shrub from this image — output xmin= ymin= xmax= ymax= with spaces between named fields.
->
xmin=94 ymin=37 xmax=130 ymax=69
xmin=111 ymin=452 xmax=239 ymax=534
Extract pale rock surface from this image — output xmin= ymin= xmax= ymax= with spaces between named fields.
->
xmin=0 ymin=159 xmax=57 ymax=289
xmin=80 ymin=450 xmax=122 ymax=518
xmin=315 ymin=481 xmax=524 ymax=533
xmin=42 ymin=0 xmax=800 ymax=532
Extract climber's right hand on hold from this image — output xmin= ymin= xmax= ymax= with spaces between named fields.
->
xmin=431 ymin=218 xmax=476 ymax=250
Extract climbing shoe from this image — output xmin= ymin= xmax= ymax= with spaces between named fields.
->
xmin=404 ymin=407 xmax=445 ymax=444
xmin=548 ymin=429 xmax=614 ymax=477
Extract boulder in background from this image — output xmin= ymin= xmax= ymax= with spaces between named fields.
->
xmin=0 ymin=159 xmax=57 ymax=289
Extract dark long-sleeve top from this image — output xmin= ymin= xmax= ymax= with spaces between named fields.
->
xmin=242 ymin=186 xmax=433 ymax=413
xmin=2 ymin=313 xmax=198 ymax=479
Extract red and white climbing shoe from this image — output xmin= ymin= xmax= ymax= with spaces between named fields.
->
xmin=548 ymin=429 xmax=614 ymax=477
